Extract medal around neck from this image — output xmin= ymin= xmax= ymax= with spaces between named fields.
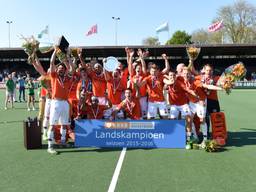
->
xmin=103 ymin=56 xmax=119 ymax=72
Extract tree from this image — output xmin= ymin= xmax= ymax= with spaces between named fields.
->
xmin=166 ymin=30 xmax=191 ymax=45
xmin=216 ymin=0 xmax=256 ymax=43
xmin=142 ymin=37 xmax=160 ymax=46
xmin=191 ymin=29 xmax=223 ymax=44
xmin=191 ymin=29 xmax=209 ymax=44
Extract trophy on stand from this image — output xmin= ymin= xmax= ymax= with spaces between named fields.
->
xmin=186 ymin=44 xmax=201 ymax=70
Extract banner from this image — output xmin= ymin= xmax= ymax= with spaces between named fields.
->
xmin=37 ymin=25 xmax=49 ymax=39
xmin=75 ymin=119 xmax=186 ymax=148
xmin=234 ymin=81 xmax=256 ymax=89
xmin=86 ymin=24 xmax=98 ymax=36
xmin=156 ymin=22 xmax=169 ymax=33
xmin=208 ymin=20 xmax=224 ymax=32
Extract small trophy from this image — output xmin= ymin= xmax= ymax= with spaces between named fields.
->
xmin=186 ymin=44 xmax=201 ymax=70
xmin=186 ymin=44 xmax=201 ymax=61
xmin=70 ymin=48 xmax=81 ymax=59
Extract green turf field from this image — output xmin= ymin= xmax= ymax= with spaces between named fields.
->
xmin=0 ymin=89 xmax=256 ymax=192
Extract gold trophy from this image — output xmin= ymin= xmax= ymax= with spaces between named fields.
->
xmin=186 ymin=44 xmax=201 ymax=70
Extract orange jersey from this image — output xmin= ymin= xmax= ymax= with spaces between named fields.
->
xmin=40 ymin=87 xmax=47 ymax=97
xmin=183 ymin=78 xmax=207 ymax=103
xmin=120 ymin=68 xmax=129 ymax=89
xmin=107 ymin=77 xmax=125 ymax=105
xmin=85 ymin=105 xmax=108 ymax=119
xmin=117 ymin=98 xmax=141 ymax=120
xmin=195 ymin=75 xmax=219 ymax=101
xmin=144 ymin=74 xmax=165 ymax=102
xmin=89 ymin=71 xmax=107 ymax=97
xmin=130 ymin=74 xmax=147 ymax=97
xmin=168 ymin=77 xmax=188 ymax=106
xmin=50 ymin=72 xmax=72 ymax=100
xmin=68 ymin=73 xmax=80 ymax=100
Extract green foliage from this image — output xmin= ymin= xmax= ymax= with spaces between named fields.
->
xmin=166 ymin=30 xmax=192 ymax=45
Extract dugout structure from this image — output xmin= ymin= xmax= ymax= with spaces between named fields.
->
xmin=0 ymin=44 xmax=256 ymax=78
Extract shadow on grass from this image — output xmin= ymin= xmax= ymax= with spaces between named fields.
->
xmin=40 ymin=144 xmax=146 ymax=154
xmin=59 ymin=148 xmax=123 ymax=154
xmin=226 ymin=129 xmax=256 ymax=147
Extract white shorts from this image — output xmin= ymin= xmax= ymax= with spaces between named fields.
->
xmin=189 ymin=101 xmax=206 ymax=119
xmin=44 ymin=98 xmax=51 ymax=118
xmin=140 ymin=96 xmax=148 ymax=118
xmin=113 ymin=105 xmax=124 ymax=119
xmin=103 ymin=105 xmax=124 ymax=119
xmin=169 ymin=104 xmax=191 ymax=119
xmin=98 ymin=97 xmax=107 ymax=106
xmin=6 ymin=91 xmax=14 ymax=98
xmin=49 ymin=99 xmax=70 ymax=126
xmin=43 ymin=98 xmax=51 ymax=128
xmin=147 ymin=101 xmax=168 ymax=119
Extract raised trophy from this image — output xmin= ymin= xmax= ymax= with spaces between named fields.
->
xmin=103 ymin=56 xmax=119 ymax=72
xmin=186 ymin=44 xmax=201 ymax=70
xmin=55 ymin=36 xmax=69 ymax=62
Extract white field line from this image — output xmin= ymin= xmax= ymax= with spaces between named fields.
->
xmin=107 ymin=147 xmax=127 ymax=192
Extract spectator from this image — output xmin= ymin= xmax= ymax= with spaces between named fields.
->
xmin=17 ymin=75 xmax=26 ymax=102
xmin=11 ymin=72 xmax=18 ymax=102
xmin=5 ymin=74 xmax=15 ymax=110
xmin=26 ymin=77 xmax=36 ymax=111
xmin=0 ymin=71 xmax=3 ymax=82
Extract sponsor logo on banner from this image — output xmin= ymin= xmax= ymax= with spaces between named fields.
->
xmin=75 ymin=120 xmax=186 ymax=148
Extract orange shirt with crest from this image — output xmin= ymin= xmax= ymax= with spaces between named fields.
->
xmin=117 ymin=98 xmax=141 ymax=120
xmin=183 ymin=78 xmax=207 ymax=103
xmin=85 ymin=104 xmax=108 ymax=119
xmin=89 ymin=71 xmax=107 ymax=97
xmin=144 ymin=74 xmax=165 ymax=102
xmin=68 ymin=72 xmax=80 ymax=100
xmin=50 ymin=72 xmax=72 ymax=100
xmin=107 ymin=77 xmax=125 ymax=105
xmin=195 ymin=75 xmax=219 ymax=101
xmin=168 ymin=77 xmax=188 ymax=106
xmin=120 ymin=68 xmax=129 ymax=89
xmin=130 ymin=74 xmax=147 ymax=97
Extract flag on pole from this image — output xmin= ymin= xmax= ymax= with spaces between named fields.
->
xmin=208 ymin=20 xmax=224 ymax=32
xmin=156 ymin=22 xmax=169 ymax=33
xmin=37 ymin=25 xmax=49 ymax=39
xmin=86 ymin=24 xmax=98 ymax=36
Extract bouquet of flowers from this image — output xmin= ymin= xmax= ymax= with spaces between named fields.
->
xmin=217 ymin=62 xmax=247 ymax=94
xmin=204 ymin=140 xmax=220 ymax=152
xmin=21 ymin=36 xmax=40 ymax=64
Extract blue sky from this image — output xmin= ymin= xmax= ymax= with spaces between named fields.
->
xmin=0 ymin=0 xmax=255 ymax=47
